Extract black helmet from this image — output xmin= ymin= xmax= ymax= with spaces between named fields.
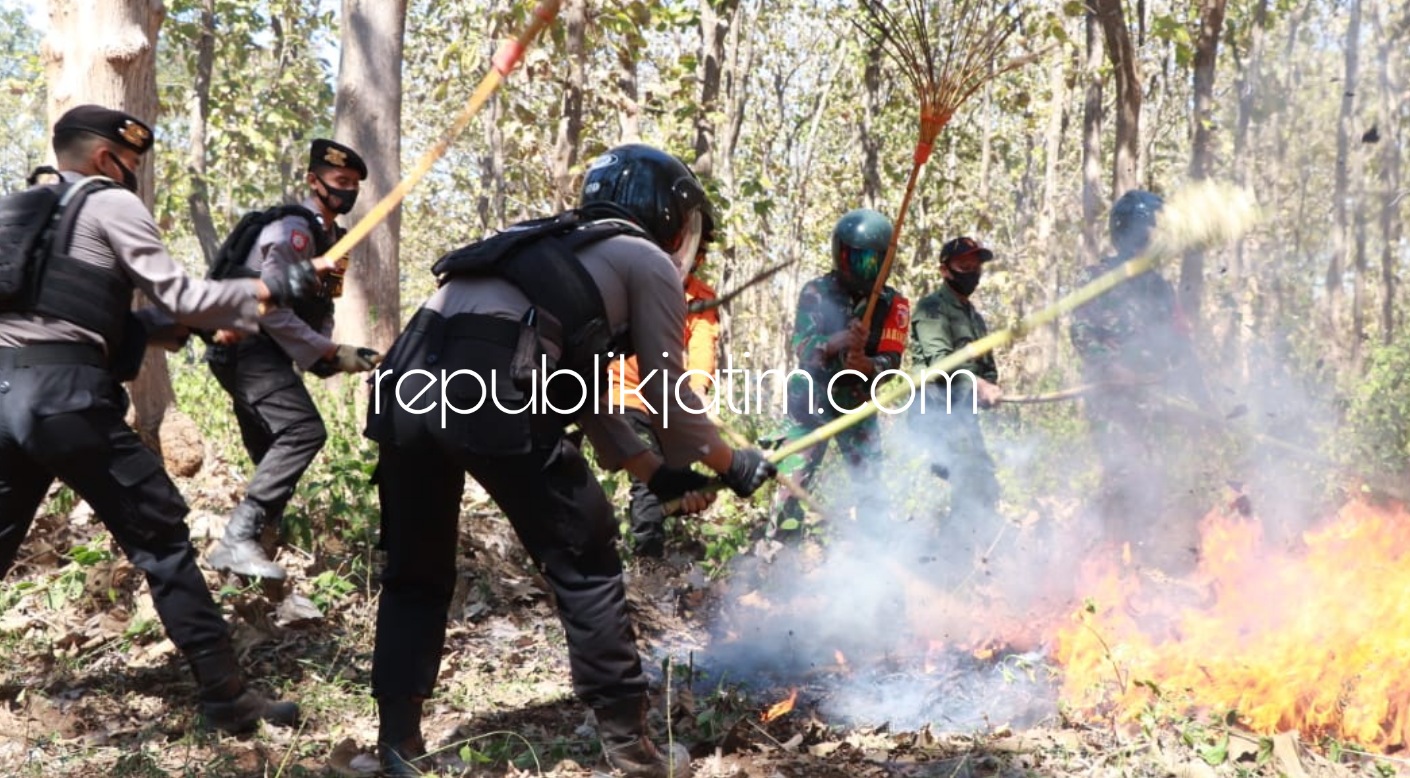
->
xmin=580 ymin=144 xmax=707 ymax=279
xmin=831 ymin=208 xmax=892 ymax=295
xmin=1109 ymin=189 xmax=1164 ymax=257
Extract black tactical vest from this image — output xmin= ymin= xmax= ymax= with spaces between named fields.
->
xmin=432 ymin=208 xmax=650 ymax=376
xmin=0 ymin=176 xmax=131 ymax=351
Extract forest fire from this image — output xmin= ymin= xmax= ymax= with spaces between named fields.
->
xmin=1053 ymin=498 xmax=1410 ymax=751
xmin=761 ymin=688 xmax=799 ymax=723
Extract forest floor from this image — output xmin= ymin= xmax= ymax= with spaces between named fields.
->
xmin=0 ymin=452 xmax=1401 ymax=778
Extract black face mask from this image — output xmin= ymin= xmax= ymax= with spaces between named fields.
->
xmin=946 ymin=269 xmax=982 ymax=297
xmin=108 ymin=153 xmax=138 ymax=192
xmin=316 ymin=177 xmax=359 ymax=215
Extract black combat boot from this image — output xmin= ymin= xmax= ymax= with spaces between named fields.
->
xmin=187 ymin=641 xmax=298 ymax=733
xmin=594 ymin=695 xmax=691 ymax=778
xmin=377 ymin=696 xmax=428 ymax=777
xmin=207 ymin=501 xmax=287 ymax=580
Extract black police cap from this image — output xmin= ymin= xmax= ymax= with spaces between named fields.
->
xmin=53 ymin=104 xmax=154 ymax=154
xmin=309 ymin=139 xmax=367 ymax=179
xmin=940 ymin=236 xmax=994 ymax=264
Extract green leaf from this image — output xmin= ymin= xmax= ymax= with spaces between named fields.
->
xmin=1198 ymin=733 xmax=1229 ymax=766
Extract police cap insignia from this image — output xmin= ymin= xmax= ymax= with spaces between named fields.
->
xmin=309 ymin=138 xmax=368 ymax=179
xmin=53 ymin=104 xmax=155 ymax=155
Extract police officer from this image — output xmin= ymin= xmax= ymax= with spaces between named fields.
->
xmin=205 ymin=139 xmax=381 ymax=581
xmin=0 ymin=105 xmax=315 ymax=731
xmin=364 ymin=144 xmax=775 ymax=777
xmin=910 ymin=236 xmax=1003 ymax=553
xmin=774 ymin=208 xmax=910 ymax=529
xmin=1071 ymin=190 xmax=1206 ymax=572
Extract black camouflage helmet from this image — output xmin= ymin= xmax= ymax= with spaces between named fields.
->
xmin=580 ymin=144 xmax=707 ymax=275
xmin=831 ymin=208 xmax=892 ymax=295
xmin=1109 ymin=189 xmax=1164 ymax=257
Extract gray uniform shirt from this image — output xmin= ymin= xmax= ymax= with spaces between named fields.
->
xmin=425 ymin=232 xmax=716 ymax=470
xmin=0 ymin=171 xmax=262 ymax=351
xmin=246 ymin=197 xmax=335 ymax=369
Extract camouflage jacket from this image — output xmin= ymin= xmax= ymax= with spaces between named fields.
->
xmin=1070 ymin=255 xmax=1192 ymax=378
xmin=787 ymin=272 xmax=910 ymax=420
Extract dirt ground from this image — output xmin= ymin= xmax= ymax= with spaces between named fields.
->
xmin=0 ymin=467 xmax=1399 ymax=778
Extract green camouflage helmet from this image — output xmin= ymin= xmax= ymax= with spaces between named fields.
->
xmin=831 ymin=208 xmax=892 ymax=295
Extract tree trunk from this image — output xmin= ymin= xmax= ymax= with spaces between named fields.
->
xmin=332 ymin=0 xmax=407 ymax=352
xmin=1178 ymin=0 xmax=1229 ymax=331
xmin=1375 ymin=0 xmax=1403 ymax=345
xmin=978 ymin=80 xmax=993 ymax=206
xmin=1232 ymin=0 xmax=1269 ymax=378
xmin=1037 ymin=51 xmax=1067 ymax=373
xmin=718 ymin=0 xmax=756 ymax=188
xmin=613 ymin=4 xmax=647 ymax=145
xmin=43 ymin=0 xmax=179 ymax=458
xmin=693 ymin=0 xmax=738 ymax=179
xmin=550 ymin=0 xmax=585 ymax=210
xmin=1093 ymin=0 xmax=1140 ymax=198
xmin=186 ymin=0 xmax=218 ymax=265
xmin=1327 ymin=0 xmax=1361 ymax=359
xmin=1081 ymin=11 xmax=1105 ymax=261
xmin=861 ymin=42 xmax=883 ymax=210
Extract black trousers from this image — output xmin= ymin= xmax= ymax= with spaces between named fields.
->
xmin=208 ymin=337 xmax=327 ymax=521
xmin=371 ymin=438 xmax=646 ymax=708
xmin=0 ymin=348 xmax=228 ymax=650
xmin=622 ymin=408 xmax=666 ymax=549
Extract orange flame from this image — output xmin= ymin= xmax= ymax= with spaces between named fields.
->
xmin=835 ymin=650 xmax=848 ymax=670
xmin=761 ymin=688 xmax=799 ymax=723
xmin=1055 ymin=499 xmax=1410 ymax=750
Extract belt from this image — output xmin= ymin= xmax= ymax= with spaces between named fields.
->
xmin=0 ymin=342 xmax=106 ymax=368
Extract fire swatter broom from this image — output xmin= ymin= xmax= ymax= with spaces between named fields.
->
xmin=855 ymin=0 xmax=1043 ymax=331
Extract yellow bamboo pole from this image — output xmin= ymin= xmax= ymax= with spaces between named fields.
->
xmin=321 ymin=0 xmax=562 ymax=267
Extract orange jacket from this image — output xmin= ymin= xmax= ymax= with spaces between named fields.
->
xmin=607 ymin=274 xmax=719 ymax=413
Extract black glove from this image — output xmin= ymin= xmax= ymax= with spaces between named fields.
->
xmin=263 ymin=260 xmax=318 ymax=307
xmin=722 ymin=448 xmax=776 ymax=498
xmin=646 ymin=466 xmax=710 ymax=502
xmin=310 ymin=345 xmax=381 ymax=378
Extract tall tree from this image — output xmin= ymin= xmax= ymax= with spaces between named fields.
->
xmin=184 ymin=0 xmax=218 ymax=265
xmin=861 ymin=42 xmax=884 ymax=209
xmin=333 ymin=0 xmax=408 ymax=352
xmin=550 ymin=0 xmax=586 ymax=210
xmin=1374 ymin=0 xmax=1403 ymax=344
xmin=1231 ymin=0 xmax=1270 ymax=376
xmin=1037 ymin=48 xmax=1068 ymax=372
xmin=1178 ymin=0 xmax=1229 ymax=328
xmin=1080 ymin=10 xmax=1105 ymax=260
xmin=1093 ymin=0 xmax=1141 ymax=197
xmin=1327 ymin=0 xmax=1362 ymax=355
xmin=694 ymin=0 xmax=740 ymax=179
xmin=42 ymin=0 xmax=190 ymax=466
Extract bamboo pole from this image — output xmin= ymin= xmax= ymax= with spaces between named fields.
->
xmin=321 ymin=0 xmax=562 ymax=267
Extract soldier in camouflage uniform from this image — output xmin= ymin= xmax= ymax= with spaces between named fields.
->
xmin=1071 ymin=189 xmax=1206 ymax=572
xmin=775 ymin=209 xmax=910 ymax=528
xmin=909 ymin=237 xmax=1002 ymax=548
